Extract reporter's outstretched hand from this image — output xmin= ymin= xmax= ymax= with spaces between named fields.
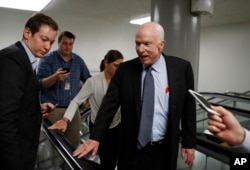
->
xmin=207 ymin=105 xmax=245 ymax=146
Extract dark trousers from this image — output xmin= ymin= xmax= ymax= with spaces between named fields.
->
xmin=90 ymin=122 xmax=120 ymax=170
xmin=118 ymin=140 xmax=171 ymax=170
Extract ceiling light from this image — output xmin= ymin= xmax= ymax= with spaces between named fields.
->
xmin=130 ymin=16 xmax=151 ymax=25
xmin=0 ymin=0 xmax=51 ymax=11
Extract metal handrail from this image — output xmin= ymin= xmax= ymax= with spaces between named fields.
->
xmin=42 ymin=119 xmax=100 ymax=170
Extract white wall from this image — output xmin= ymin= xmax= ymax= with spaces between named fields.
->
xmin=47 ymin=11 xmax=138 ymax=72
xmin=1 ymin=8 xmax=250 ymax=93
xmin=0 ymin=9 xmax=138 ymax=72
xmin=199 ymin=22 xmax=250 ymax=93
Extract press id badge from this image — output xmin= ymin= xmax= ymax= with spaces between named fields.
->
xmin=64 ymin=81 xmax=70 ymax=90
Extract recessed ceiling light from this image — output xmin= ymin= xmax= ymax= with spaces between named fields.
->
xmin=130 ymin=16 xmax=151 ymax=25
xmin=0 ymin=0 xmax=51 ymax=11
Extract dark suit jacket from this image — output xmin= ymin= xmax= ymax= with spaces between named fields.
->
xmin=90 ymin=54 xmax=196 ymax=170
xmin=0 ymin=42 xmax=41 ymax=170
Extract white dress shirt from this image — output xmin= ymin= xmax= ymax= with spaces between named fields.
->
xmin=64 ymin=72 xmax=121 ymax=128
xmin=141 ymin=55 xmax=169 ymax=141
xmin=232 ymin=129 xmax=250 ymax=153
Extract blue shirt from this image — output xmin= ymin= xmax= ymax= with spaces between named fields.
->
xmin=37 ymin=50 xmax=91 ymax=106
xmin=141 ymin=54 xmax=169 ymax=141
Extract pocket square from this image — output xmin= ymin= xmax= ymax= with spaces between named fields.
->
xmin=165 ymin=86 xmax=170 ymax=93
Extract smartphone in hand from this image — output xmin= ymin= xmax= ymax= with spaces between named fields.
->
xmin=188 ymin=89 xmax=221 ymax=116
xmin=45 ymin=103 xmax=59 ymax=113
xmin=62 ymin=68 xmax=70 ymax=73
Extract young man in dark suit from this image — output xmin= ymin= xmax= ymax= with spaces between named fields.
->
xmin=0 ymin=13 xmax=58 ymax=170
xmin=73 ymin=22 xmax=196 ymax=170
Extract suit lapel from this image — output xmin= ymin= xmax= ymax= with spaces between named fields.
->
xmin=133 ymin=58 xmax=144 ymax=121
xmin=15 ymin=41 xmax=34 ymax=73
xmin=16 ymin=41 xmax=39 ymax=91
xmin=163 ymin=54 xmax=179 ymax=126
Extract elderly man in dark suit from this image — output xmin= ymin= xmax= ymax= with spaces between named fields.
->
xmin=73 ymin=22 xmax=196 ymax=170
xmin=0 ymin=13 xmax=58 ymax=170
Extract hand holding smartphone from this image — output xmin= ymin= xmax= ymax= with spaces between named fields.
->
xmin=41 ymin=103 xmax=59 ymax=118
xmin=44 ymin=103 xmax=59 ymax=113
xmin=188 ymin=89 xmax=221 ymax=116
xmin=62 ymin=67 xmax=70 ymax=73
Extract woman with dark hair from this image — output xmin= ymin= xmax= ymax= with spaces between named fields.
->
xmin=49 ymin=49 xmax=124 ymax=170
xmin=99 ymin=50 xmax=123 ymax=72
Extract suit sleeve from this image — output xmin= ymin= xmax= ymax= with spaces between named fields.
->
xmin=0 ymin=52 xmax=27 ymax=163
xmin=181 ymin=62 xmax=196 ymax=148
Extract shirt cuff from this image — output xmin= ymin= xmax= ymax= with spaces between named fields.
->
xmin=232 ymin=129 xmax=250 ymax=153
xmin=63 ymin=100 xmax=79 ymax=122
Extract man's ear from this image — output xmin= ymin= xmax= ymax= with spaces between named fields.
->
xmin=23 ymin=27 xmax=32 ymax=40
xmin=159 ymin=40 xmax=166 ymax=52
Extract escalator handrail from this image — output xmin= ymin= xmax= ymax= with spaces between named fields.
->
xmin=42 ymin=119 xmax=100 ymax=170
xmin=209 ymin=102 xmax=250 ymax=118
xmin=196 ymin=133 xmax=234 ymax=165
xmin=200 ymin=92 xmax=250 ymax=104
xmin=225 ymin=91 xmax=250 ymax=98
